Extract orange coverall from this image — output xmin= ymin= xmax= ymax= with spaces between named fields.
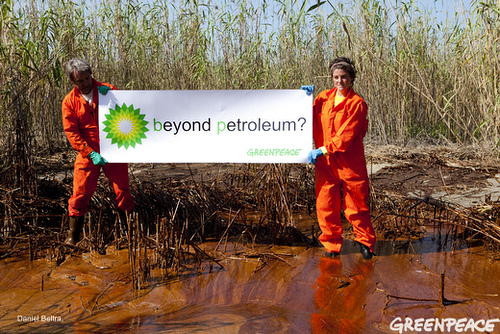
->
xmin=62 ymin=79 xmax=135 ymax=217
xmin=312 ymin=87 xmax=376 ymax=253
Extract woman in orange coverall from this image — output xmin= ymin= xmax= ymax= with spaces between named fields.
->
xmin=303 ymin=57 xmax=376 ymax=259
xmin=62 ymin=58 xmax=135 ymax=245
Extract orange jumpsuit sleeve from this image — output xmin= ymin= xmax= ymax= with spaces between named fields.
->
xmin=62 ymin=92 xmax=94 ymax=157
xmin=62 ymin=81 xmax=117 ymax=157
xmin=312 ymin=89 xmax=333 ymax=151
xmin=313 ymin=89 xmax=368 ymax=155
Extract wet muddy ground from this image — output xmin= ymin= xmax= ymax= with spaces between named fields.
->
xmin=2 ymin=144 xmax=500 ymax=333
xmin=2 ymin=232 xmax=500 ymax=333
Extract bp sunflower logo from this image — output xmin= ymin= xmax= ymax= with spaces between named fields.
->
xmin=102 ymin=103 xmax=149 ymax=149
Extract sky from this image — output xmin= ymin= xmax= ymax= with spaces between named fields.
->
xmin=244 ymin=0 xmax=474 ymax=31
xmin=18 ymin=0 xmax=474 ymax=21
xmin=416 ymin=0 xmax=471 ymax=20
xmin=15 ymin=0 xmax=476 ymax=32
xmin=321 ymin=0 xmax=473 ymax=23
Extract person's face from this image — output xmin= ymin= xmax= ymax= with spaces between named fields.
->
xmin=71 ymin=70 xmax=93 ymax=94
xmin=331 ymin=68 xmax=352 ymax=94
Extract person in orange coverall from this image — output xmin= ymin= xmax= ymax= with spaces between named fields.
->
xmin=62 ymin=58 xmax=134 ymax=245
xmin=302 ymin=57 xmax=376 ymax=259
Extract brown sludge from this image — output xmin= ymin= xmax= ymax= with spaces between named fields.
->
xmin=1 ymin=145 xmax=500 ymax=333
xmin=1 ymin=237 xmax=500 ymax=333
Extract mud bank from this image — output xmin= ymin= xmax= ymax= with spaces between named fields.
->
xmin=1 ymin=227 xmax=499 ymax=334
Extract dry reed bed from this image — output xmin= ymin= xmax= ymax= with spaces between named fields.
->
xmin=372 ymin=192 xmax=500 ymax=254
xmin=2 ymin=162 xmax=500 ymax=261
xmin=0 ymin=163 xmax=317 ymax=283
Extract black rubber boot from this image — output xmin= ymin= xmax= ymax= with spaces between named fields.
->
xmin=358 ymin=242 xmax=374 ymax=260
xmin=66 ymin=216 xmax=84 ymax=245
xmin=325 ymin=251 xmax=340 ymax=258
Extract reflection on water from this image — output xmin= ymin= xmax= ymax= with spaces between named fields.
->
xmin=1 ymin=228 xmax=500 ymax=333
xmin=312 ymin=257 xmax=374 ymax=333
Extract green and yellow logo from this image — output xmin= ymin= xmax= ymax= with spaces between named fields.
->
xmin=102 ymin=103 xmax=149 ymax=149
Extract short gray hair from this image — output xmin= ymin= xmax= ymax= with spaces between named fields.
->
xmin=64 ymin=58 xmax=92 ymax=82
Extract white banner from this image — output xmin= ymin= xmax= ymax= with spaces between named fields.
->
xmin=98 ymin=90 xmax=312 ymax=163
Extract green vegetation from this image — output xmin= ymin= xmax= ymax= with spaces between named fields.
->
xmin=1 ymin=0 xmax=499 ymax=186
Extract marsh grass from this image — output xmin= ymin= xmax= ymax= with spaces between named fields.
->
xmin=1 ymin=1 xmax=498 ymax=162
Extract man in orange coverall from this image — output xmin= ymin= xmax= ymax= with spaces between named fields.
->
xmin=62 ymin=58 xmax=134 ymax=245
xmin=301 ymin=57 xmax=376 ymax=259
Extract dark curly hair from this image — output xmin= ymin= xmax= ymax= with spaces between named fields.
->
xmin=328 ymin=57 xmax=357 ymax=83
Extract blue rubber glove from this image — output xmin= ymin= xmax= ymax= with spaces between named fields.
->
xmin=300 ymin=85 xmax=314 ymax=96
xmin=97 ymin=85 xmax=111 ymax=95
xmin=308 ymin=148 xmax=323 ymax=164
xmin=89 ymin=151 xmax=108 ymax=166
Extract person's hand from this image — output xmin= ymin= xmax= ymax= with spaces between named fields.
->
xmin=300 ymin=85 xmax=314 ymax=96
xmin=89 ymin=151 xmax=108 ymax=166
xmin=308 ymin=148 xmax=323 ymax=164
xmin=97 ymin=85 xmax=112 ymax=95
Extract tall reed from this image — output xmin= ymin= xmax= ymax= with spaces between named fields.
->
xmin=1 ymin=0 xmax=499 ymax=186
